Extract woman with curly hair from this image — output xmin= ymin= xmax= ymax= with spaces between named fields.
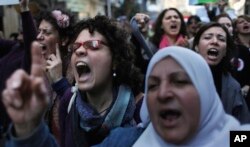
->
xmin=0 ymin=0 xmax=75 ymax=141
xmin=3 ymin=15 xmax=144 ymax=147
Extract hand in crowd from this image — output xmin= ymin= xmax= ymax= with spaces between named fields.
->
xmin=19 ymin=0 xmax=29 ymax=12
xmin=175 ymin=36 xmax=189 ymax=47
xmin=241 ymin=85 xmax=250 ymax=97
xmin=2 ymin=41 xmax=49 ymax=137
xmin=45 ymin=44 xmax=63 ymax=84
xmin=217 ymin=0 xmax=227 ymax=12
xmin=134 ymin=13 xmax=150 ymax=33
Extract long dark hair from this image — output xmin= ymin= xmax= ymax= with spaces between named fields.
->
xmin=151 ymin=8 xmax=187 ymax=47
xmin=192 ymin=22 xmax=236 ymax=73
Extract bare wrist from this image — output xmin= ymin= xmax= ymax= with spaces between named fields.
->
xmin=14 ymin=121 xmax=39 ymax=137
xmin=20 ymin=6 xmax=29 ymax=12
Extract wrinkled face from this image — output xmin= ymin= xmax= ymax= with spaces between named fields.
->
xmin=162 ymin=10 xmax=181 ymax=37
xmin=217 ymin=17 xmax=233 ymax=35
xmin=236 ymin=17 xmax=250 ymax=34
xmin=147 ymin=57 xmax=200 ymax=145
xmin=196 ymin=27 xmax=227 ymax=66
xmin=70 ymin=29 xmax=112 ymax=92
xmin=37 ymin=20 xmax=59 ymax=60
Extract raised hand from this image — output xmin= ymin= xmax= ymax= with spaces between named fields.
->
xmin=175 ymin=36 xmax=189 ymax=48
xmin=45 ymin=43 xmax=63 ymax=84
xmin=134 ymin=13 xmax=150 ymax=33
xmin=2 ymin=41 xmax=49 ymax=137
xmin=19 ymin=0 xmax=29 ymax=12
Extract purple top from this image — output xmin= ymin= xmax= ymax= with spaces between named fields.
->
xmin=0 ymin=11 xmax=37 ymax=133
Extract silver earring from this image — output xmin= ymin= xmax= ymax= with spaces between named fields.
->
xmin=113 ymin=72 xmax=116 ymax=77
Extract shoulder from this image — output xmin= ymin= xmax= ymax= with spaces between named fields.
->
xmin=223 ymin=73 xmax=241 ymax=89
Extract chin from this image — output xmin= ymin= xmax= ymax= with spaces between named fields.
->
xmin=77 ymin=83 xmax=93 ymax=91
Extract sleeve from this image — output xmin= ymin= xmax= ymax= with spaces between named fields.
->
xmin=5 ymin=122 xmax=58 ymax=147
xmin=0 ymin=39 xmax=17 ymax=58
xmin=20 ymin=11 xmax=37 ymax=73
xmin=231 ymin=79 xmax=250 ymax=124
xmin=51 ymin=77 xmax=71 ymax=97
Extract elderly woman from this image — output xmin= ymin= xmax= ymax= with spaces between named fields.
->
xmin=94 ymin=46 xmax=250 ymax=147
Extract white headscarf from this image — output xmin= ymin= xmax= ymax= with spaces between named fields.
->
xmin=134 ymin=46 xmax=250 ymax=147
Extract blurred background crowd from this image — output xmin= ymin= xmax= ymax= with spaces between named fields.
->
xmin=0 ymin=0 xmax=249 ymax=40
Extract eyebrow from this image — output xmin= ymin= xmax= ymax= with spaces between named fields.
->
xmin=203 ymin=33 xmax=226 ymax=37
xmin=148 ymin=70 xmax=187 ymax=80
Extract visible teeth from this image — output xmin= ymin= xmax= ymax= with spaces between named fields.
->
xmin=208 ymin=48 xmax=219 ymax=56
xmin=76 ymin=62 xmax=90 ymax=76
xmin=76 ymin=62 xmax=87 ymax=67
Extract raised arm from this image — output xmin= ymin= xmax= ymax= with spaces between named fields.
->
xmin=2 ymin=42 xmax=58 ymax=147
xmin=19 ymin=0 xmax=38 ymax=73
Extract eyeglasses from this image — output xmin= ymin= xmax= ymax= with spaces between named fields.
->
xmin=69 ymin=40 xmax=107 ymax=52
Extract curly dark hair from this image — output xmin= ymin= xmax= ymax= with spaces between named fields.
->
xmin=151 ymin=8 xmax=187 ymax=47
xmin=192 ymin=22 xmax=236 ymax=73
xmin=233 ymin=15 xmax=250 ymax=45
xmin=70 ymin=15 xmax=143 ymax=95
xmin=35 ymin=9 xmax=75 ymax=77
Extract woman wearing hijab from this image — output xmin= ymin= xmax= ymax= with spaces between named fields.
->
xmin=95 ymin=46 xmax=250 ymax=147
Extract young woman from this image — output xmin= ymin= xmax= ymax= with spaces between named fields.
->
xmin=151 ymin=8 xmax=188 ymax=49
xmin=192 ymin=22 xmax=250 ymax=123
xmin=3 ymin=15 xmax=143 ymax=147
xmin=233 ymin=15 xmax=250 ymax=108
xmin=214 ymin=13 xmax=233 ymax=36
xmin=186 ymin=15 xmax=201 ymax=39
xmin=0 ymin=0 xmax=75 ymax=143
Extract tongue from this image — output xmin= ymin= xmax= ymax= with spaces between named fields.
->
xmin=165 ymin=114 xmax=179 ymax=121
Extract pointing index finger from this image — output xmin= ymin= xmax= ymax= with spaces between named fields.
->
xmin=31 ymin=41 xmax=44 ymax=78
xmin=56 ymin=43 xmax=61 ymax=60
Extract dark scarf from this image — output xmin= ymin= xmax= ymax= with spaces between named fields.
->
xmin=210 ymin=63 xmax=223 ymax=97
xmin=74 ymin=85 xmax=136 ymax=145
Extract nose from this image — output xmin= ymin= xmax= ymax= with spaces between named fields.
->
xmin=171 ymin=17 xmax=176 ymax=21
xmin=75 ymin=46 xmax=87 ymax=57
xmin=36 ymin=32 xmax=44 ymax=40
xmin=211 ymin=36 xmax=219 ymax=45
xmin=157 ymin=81 xmax=174 ymax=103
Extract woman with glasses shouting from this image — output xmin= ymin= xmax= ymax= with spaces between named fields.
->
xmin=3 ymin=15 xmax=144 ymax=147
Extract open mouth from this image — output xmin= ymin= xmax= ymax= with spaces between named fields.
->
xmin=170 ymin=25 xmax=177 ymax=29
xmin=207 ymin=48 xmax=219 ymax=57
xmin=76 ymin=62 xmax=90 ymax=77
xmin=160 ymin=109 xmax=181 ymax=121
xmin=243 ymin=25 xmax=250 ymax=30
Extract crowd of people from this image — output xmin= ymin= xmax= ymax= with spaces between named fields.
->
xmin=0 ymin=0 xmax=250 ymax=146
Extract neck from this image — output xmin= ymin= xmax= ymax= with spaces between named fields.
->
xmin=165 ymin=34 xmax=177 ymax=45
xmin=238 ymin=34 xmax=250 ymax=48
xmin=86 ymin=82 xmax=113 ymax=113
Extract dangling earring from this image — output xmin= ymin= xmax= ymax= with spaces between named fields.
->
xmin=113 ymin=71 xmax=117 ymax=77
